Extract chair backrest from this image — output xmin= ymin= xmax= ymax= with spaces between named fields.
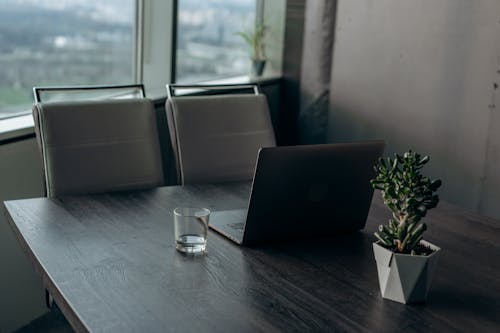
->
xmin=165 ymin=84 xmax=276 ymax=184
xmin=32 ymin=85 xmax=164 ymax=197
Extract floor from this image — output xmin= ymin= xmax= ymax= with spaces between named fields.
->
xmin=15 ymin=307 xmax=73 ymax=333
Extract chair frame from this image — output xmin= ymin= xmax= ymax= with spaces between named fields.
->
xmin=166 ymin=84 xmax=260 ymax=99
xmin=33 ymin=84 xmax=146 ymax=103
xmin=33 ymin=83 xmax=149 ymax=310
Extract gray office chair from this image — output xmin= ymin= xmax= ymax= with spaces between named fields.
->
xmin=32 ymin=84 xmax=164 ymax=197
xmin=165 ymin=84 xmax=276 ymax=184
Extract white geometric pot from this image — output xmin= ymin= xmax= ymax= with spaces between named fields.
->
xmin=373 ymin=240 xmax=441 ymax=304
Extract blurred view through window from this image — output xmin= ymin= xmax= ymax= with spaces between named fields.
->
xmin=176 ymin=0 xmax=256 ymax=83
xmin=0 ymin=0 xmax=135 ymax=119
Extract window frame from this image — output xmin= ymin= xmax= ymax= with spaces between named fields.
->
xmin=171 ymin=0 xmax=264 ymax=84
xmin=0 ymin=0 xmax=140 ymax=120
xmin=0 ymin=0 xmax=285 ymax=123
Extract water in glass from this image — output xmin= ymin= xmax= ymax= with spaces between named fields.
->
xmin=174 ymin=207 xmax=210 ymax=254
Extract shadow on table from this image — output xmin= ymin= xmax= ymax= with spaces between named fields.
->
xmin=425 ymin=286 xmax=500 ymax=321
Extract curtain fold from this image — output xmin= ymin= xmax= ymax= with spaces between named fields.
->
xmin=298 ymin=0 xmax=337 ymax=144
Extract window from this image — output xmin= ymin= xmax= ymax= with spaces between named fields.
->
xmin=0 ymin=0 xmax=285 ymax=121
xmin=0 ymin=0 xmax=135 ymax=119
xmin=175 ymin=0 xmax=257 ymax=83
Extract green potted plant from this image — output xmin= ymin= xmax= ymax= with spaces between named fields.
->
xmin=370 ymin=151 xmax=442 ymax=304
xmin=236 ymin=24 xmax=267 ymax=77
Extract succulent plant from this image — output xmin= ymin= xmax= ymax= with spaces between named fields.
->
xmin=371 ymin=151 xmax=442 ymax=254
xmin=236 ymin=24 xmax=267 ymax=61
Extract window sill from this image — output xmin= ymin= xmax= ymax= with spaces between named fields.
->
xmin=0 ymin=114 xmax=35 ymax=144
xmin=0 ymin=74 xmax=281 ymax=144
xmin=146 ymin=74 xmax=282 ymax=101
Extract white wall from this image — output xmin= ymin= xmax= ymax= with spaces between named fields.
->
xmin=328 ymin=0 xmax=500 ymax=217
xmin=0 ymin=138 xmax=46 ymax=333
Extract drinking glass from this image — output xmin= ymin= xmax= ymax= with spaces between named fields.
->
xmin=173 ymin=207 xmax=210 ymax=254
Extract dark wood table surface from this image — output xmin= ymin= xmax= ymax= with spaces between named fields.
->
xmin=3 ymin=182 xmax=500 ymax=332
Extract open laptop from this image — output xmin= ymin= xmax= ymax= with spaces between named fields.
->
xmin=209 ymin=140 xmax=385 ymax=245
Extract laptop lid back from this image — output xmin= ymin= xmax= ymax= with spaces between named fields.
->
xmin=242 ymin=141 xmax=385 ymax=245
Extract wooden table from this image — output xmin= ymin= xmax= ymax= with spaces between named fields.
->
xmin=3 ymin=182 xmax=500 ymax=332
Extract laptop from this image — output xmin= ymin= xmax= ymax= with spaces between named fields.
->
xmin=209 ymin=140 xmax=385 ymax=245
